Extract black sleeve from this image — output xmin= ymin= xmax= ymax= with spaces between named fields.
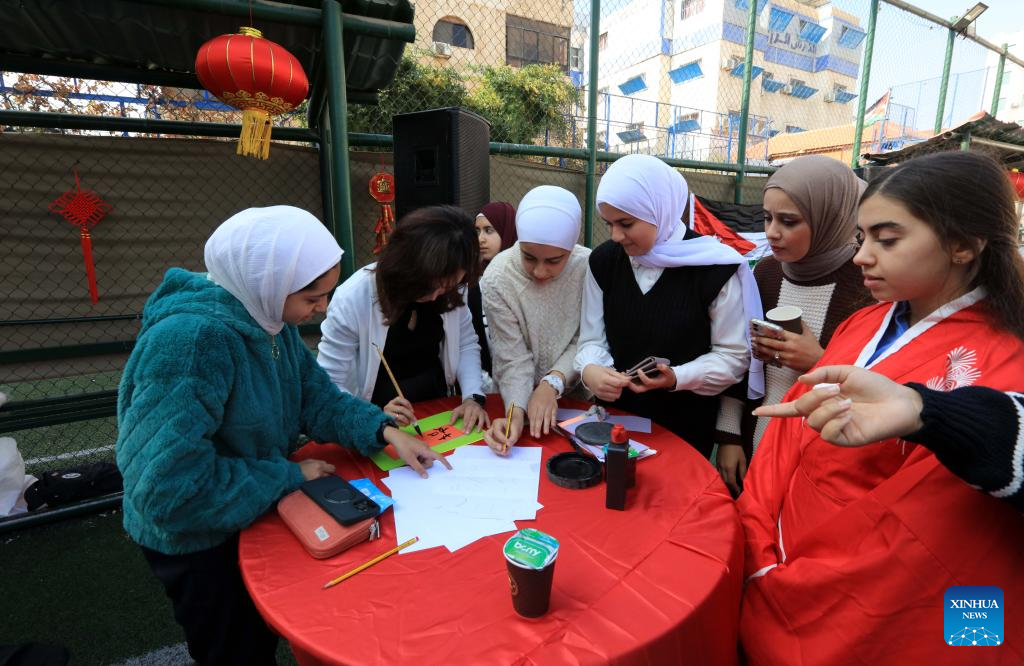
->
xmin=904 ymin=383 xmax=1023 ymax=512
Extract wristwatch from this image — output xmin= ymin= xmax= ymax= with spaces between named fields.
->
xmin=541 ymin=374 xmax=565 ymax=398
xmin=469 ymin=393 xmax=487 ymax=407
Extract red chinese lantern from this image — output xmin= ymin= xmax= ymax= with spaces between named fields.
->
xmin=195 ymin=27 xmax=309 ymax=159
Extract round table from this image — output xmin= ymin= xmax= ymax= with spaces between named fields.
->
xmin=239 ymin=396 xmax=743 ymax=665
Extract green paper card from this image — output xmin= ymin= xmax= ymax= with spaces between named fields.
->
xmin=369 ymin=410 xmax=486 ymax=471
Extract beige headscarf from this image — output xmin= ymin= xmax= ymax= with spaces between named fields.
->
xmin=764 ymin=156 xmax=864 ymax=282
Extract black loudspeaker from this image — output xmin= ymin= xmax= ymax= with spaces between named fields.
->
xmin=392 ymin=107 xmax=490 ymax=221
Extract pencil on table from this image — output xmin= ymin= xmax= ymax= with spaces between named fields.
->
xmin=372 ymin=343 xmax=423 ymax=437
xmin=502 ymin=402 xmax=515 ymax=453
xmin=322 ymin=537 xmax=420 ymax=589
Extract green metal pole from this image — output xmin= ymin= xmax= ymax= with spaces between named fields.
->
xmin=732 ymin=0 xmax=759 ymax=203
xmin=934 ymin=24 xmax=956 ymax=135
xmin=959 ymin=130 xmax=971 ymax=151
xmin=850 ymin=0 xmax=879 ymax=169
xmin=582 ymin=0 xmax=601 ymax=248
xmin=323 ymin=0 xmax=356 ymax=278
xmin=990 ymin=44 xmax=1008 ymax=116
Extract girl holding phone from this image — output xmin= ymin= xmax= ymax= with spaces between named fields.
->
xmin=574 ymin=155 xmax=762 ymax=456
xmin=716 ymin=156 xmax=872 ymax=494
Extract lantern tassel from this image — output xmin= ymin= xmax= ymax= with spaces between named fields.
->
xmin=238 ymin=108 xmax=273 ymax=160
xmin=80 ymin=228 xmax=99 ymax=305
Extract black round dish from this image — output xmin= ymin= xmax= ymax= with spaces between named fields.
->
xmin=546 ymin=452 xmax=603 ymax=489
xmin=574 ymin=421 xmax=614 ymax=446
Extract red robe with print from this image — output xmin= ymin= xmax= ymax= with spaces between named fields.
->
xmin=739 ymin=292 xmax=1024 ymax=665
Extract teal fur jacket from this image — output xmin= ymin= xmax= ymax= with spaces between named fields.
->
xmin=116 ymin=268 xmax=390 ymax=555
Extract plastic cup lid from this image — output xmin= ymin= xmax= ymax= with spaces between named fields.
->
xmin=504 ymin=528 xmax=559 ymax=569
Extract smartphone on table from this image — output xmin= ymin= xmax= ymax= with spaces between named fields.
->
xmin=301 ymin=476 xmax=381 ymax=526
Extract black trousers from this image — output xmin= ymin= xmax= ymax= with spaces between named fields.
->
xmin=142 ymin=534 xmax=278 ymax=666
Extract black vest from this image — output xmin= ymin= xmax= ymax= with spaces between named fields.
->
xmin=589 ymin=239 xmax=737 ymax=456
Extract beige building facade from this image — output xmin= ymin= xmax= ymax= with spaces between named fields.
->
xmin=411 ymin=0 xmax=576 ymax=71
xmin=590 ymin=0 xmax=866 ymax=163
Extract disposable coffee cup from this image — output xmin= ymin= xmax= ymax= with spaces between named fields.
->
xmin=766 ymin=305 xmax=804 ymax=334
xmin=503 ymin=528 xmax=559 ymax=618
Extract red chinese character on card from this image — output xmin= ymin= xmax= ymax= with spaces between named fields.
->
xmin=421 ymin=425 xmax=465 ymax=444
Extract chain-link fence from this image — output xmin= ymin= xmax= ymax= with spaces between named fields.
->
xmin=2 ymin=0 xmax=1022 ymax=485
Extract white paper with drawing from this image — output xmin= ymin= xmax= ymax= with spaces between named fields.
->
xmin=382 ymin=444 xmax=543 ymax=553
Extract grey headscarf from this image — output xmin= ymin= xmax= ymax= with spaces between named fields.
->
xmin=764 ymin=156 xmax=865 ymax=282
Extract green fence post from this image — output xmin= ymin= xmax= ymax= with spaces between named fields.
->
xmin=991 ymin=44 xmax=1008 ymax=116
xmin=934 ymin=23 xmax=956 ymax=135
xmin=583 ymin=0 xmax=601 ymax=248
xmin=850 ymin=0 xmax=879 ymax=169
xmin=732 ymin=0 xmax=759 ymax=204
xmin=959 ymin=130 xmax=971 ymax=151
xmin=322 ymin=0 xmax=355 ymax=278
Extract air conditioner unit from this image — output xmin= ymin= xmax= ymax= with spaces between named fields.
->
xmin=782 ymin=81 xmax=803 ymax=96
xmin=823 ymin=92 xmax=836 ymax=103
xmin=432 ymin=41 xmax=453 ymax=57
xmin=722 ymin=56 xmax=742 ymax=71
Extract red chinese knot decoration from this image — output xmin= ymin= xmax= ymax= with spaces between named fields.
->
xmin=1009 ymin=169 xmax=1024 ymax=199
xmin=49 ymin=167 xmax=112 ymax=305
xmin=369 ymin=172 xmax=396 ymax=255
xmin=195 ymin=27 xmax=309 ymax=159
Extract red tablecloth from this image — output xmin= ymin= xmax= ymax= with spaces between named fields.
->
xmin=239 ymin=397 xmax=743 ymax=665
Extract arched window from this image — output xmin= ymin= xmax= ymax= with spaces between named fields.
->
xmin=432 ymin=17 xmax=474 ymax=49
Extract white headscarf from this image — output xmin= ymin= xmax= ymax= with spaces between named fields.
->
xmin=515 ymin=185 xmax=582 ymax=251
xmin=204 ymin=206 xmax=342 ymax=335
xmin=596 ymin=154 xmax=764 ymax=398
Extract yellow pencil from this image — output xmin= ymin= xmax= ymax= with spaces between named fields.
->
xmin=372 ymin=343 xmax=423 ymax=437
xmin=502 ymin=402 xmax=515 ymax=453
xmin=323 ymin=536 xmax=420 ymax=589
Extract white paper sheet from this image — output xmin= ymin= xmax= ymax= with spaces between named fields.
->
xmin=383 ymin=445 xmax=543 ymax=553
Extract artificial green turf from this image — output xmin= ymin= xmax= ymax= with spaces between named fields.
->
xmin=0 ymin=509 xmax=298 ymax=665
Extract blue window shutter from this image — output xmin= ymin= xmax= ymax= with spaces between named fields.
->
xmin=798 ymin=20 xmax=827 ymax=44
xmin=618 ymin=75 xmax=647 ymax=95
xmin=838 ymin=26 xmax=866 ymax=49
xmin=668 ymin=61 xmax=703 ymax=84
xmin=768 ymin=7 xmax=794 ymax=32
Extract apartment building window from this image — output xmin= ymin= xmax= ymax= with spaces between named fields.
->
xmin=433 ymin=17 xmax=475 ymax=49
xmin=570 ymin=46 xmax=582 ymax=70
xmin=598 ymin=32 xmax=608 ymax=51
xmin=506 ymin=15 xmax=570 ymax=69
xmin=681 ymin=0 xmax=705 ymax=19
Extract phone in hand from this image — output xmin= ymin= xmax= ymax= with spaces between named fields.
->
xmin=750 ymin=319 xmax=785 ymax=367
xmin=625 ymin=356 xmax=670 ymax=383
xmin=301 ymin=476 xmax=381 ymax=526
xmin=750 ymin=318 xmax=785 ymax=340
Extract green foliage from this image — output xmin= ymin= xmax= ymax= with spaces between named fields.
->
xmin=469 ymin=63 xmax=580 ymax=144
xmin=348 ymin=54 xmax=467 ymax=134
xmin=347 ymin=54 xmax=580 ymax=145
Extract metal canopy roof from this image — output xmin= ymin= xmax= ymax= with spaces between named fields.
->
xmin=0 ymin=0 xmax=412 ymax=96
xmin=862 ymin=112 xmax=1024 ymax=169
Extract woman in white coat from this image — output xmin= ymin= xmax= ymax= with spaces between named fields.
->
xmin=318 ymin=206 xmax=491 ymax=432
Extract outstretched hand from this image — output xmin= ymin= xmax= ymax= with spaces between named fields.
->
xmin=753 ymin=365 xmax=924 ymax=446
